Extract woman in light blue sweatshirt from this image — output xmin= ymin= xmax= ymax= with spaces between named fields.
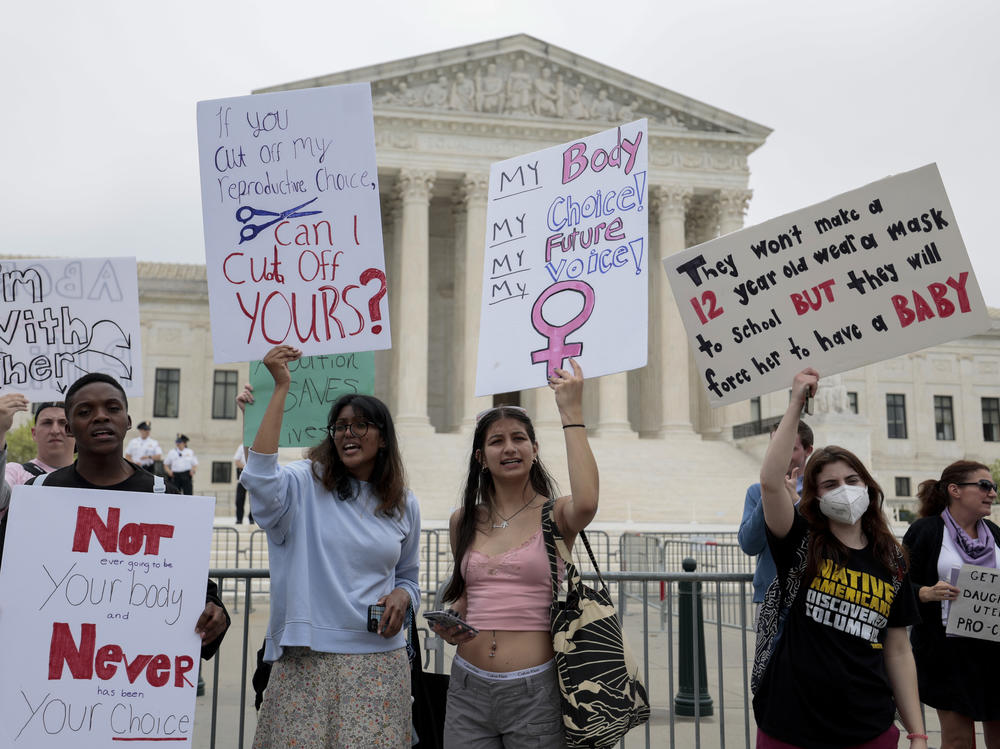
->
xmin=242 ymin=344 xmax=421 ymax=749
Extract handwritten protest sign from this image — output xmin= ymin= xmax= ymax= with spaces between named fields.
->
xmin=242 ymin=351 xmax=375 ymax=447
xmin=0 ymin=257 xmax=143 ymax=400
xmin=664 ymin=164 xmax=990 ymax=406
xmin=475 ymin=120 xmax=648 ymax=396
xmin=946 ymin=563 xmax=1000 ymax=642
xmin=197 ymin=83 xmax=390 ymax=364
xmin=0 ymin=486 xmax=214 ymax=747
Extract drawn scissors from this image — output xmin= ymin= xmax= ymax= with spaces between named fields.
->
xmin=236 ymin=197 xmax=322 ymax=243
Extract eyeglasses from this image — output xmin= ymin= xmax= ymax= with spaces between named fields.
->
xmin=327 ymin=421 xmax=378 ymax=439
xmin=954 ymin=479 xmax=999 ymax=494
xmin=475 ymin=405 xmax=529 ymax=424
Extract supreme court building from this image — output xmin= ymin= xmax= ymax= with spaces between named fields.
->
xmin=11 ymin=35 xmax=1000 ymax=525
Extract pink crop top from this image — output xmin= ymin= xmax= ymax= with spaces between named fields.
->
xmin=462 ymin=529 xmax=564 ymax=631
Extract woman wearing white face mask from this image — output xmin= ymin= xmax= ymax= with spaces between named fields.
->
xmin=752 ymin=369 xmax=927 ymax=749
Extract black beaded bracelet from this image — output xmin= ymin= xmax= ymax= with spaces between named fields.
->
xmin=562 ymin=423 xmax=586 ymax=429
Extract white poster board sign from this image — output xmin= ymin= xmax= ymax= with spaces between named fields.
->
xmin=197 ymin=83 xmax=389 ymax=364
xmin=945 ymin=563 xmax=1000 ymax=642
xmin=475 ymin=120 xmax=648 ymax=396
xmin=0 ymin=257 xmax=143 ymax=400
xmin=0 ymin=486 xmax=215 ymax=747
xmin=664 ymin=164 xmax=990 ymax=406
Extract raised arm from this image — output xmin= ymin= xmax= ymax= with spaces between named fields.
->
xmin=250 ymin=345 xmax=301 ymax=455
xmin=552 ymin=359 xmax=598 ymax=536
xmin=760 ymin=369 xmax=817 ymax=538
xmin=0 ymin=394 xmax=30 ymax=512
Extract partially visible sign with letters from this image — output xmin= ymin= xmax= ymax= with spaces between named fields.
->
xmin=0 ymin=257 xmax=142 ymax=400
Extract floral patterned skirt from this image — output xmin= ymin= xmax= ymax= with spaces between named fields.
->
xmin=253 ymin=647 xmax=410 ymax=749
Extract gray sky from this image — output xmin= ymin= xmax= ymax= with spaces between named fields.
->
xmin=4 ymin=0 xmax=998 ymax=304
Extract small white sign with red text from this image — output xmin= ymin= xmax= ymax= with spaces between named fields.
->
xmin=0 ymin=486 xmax=214 ymax=747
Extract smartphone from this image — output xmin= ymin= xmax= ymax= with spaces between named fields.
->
xmin=423 ymin=609 xmax=479 ymax=636
xmin=367 ymin=604 xmax=386 ymax=633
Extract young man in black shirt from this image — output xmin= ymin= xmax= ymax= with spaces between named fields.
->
xmin=0 ymin=373 xmax=229 ymax=658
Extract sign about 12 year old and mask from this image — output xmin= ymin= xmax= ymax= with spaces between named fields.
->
xmin=0 ymin=256 xmax=143 ymax=400
xmin=475 ymin=120 xmax=648 ymax=396
xmin=0 ymin=486 xmax=215 ymax=747
xmin=664 ymin=164 xmax=990 ymax=406
xmin=197 ymin=83 xmax=390 ymax=364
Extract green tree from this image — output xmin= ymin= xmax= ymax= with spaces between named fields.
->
xmin=5 ymin=421 xmax=36 ymax=464
xmin=991 ymin=459 xmax=1000 ymax=492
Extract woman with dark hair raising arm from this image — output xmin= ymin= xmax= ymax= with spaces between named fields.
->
xmin=240 ymin=345 xmax=420 ymax=749
xmin=904 ymin=461 xmax=1000 ymax=749
xmin=752 ymin=368 xmax=927 ymax=749
xmin=433 ymin=359 xmax=597 ymax=748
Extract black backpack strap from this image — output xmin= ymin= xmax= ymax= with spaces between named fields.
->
xmin=20 ymin=462 xmax=47 ymax=477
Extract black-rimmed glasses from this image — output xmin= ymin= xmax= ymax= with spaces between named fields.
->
xmin=326 ymin=421 xmax=377 ymax=439
xmin=954 ymin=479 xmax=999 ymax=494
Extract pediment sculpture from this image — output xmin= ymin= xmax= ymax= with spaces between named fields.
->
xmin=373 ymin=55 xmax=714 ymax=131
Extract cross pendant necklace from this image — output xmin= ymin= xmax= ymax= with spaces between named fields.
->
xmin=491 ymin=492 xmax=538 ymax=529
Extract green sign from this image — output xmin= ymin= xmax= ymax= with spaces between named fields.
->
xmin=243 ymin=352 xmax=375 ymax=448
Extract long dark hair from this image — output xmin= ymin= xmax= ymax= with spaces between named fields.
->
xmin=916 ymin=460 xmax=990 ymax=518
xmin=305 ymin=394 xmax=407 ymax=517
xmin=799 ymin=446 xmax=907 ymax=582
xmin=441 ymin=406 xmax=557 ymax=603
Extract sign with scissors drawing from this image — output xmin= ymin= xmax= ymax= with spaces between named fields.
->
xmin=196 ymin=83 xmax=390 ymax=364
xmin=0 ymin=257 xmax=143 ymax=399
xmin=475 ymin=120 xmax=649 ymax=396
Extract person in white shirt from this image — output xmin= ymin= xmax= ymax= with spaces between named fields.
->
xmin=125 ymin=421 xmax=162 ymax=471
xmin=234 ymin=444 xmax=252 ymax=524
xmin=164 ymin=434 xmax=198 ymax=495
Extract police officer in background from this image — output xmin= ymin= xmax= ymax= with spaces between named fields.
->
xmin=125 ymin=420 xmax=163 ymax=473
xmin=165 ymin=434 xmax=198 ymax=495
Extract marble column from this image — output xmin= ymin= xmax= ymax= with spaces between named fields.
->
xmin=392 ymin=169 xmax=436 ymax=431
xmin=689 ymin=196 xmax=726 ymax=439
xmin=717 ymin=189 xmax=753 ymax=436
xmin=652 ymin=185 xmax=694 ymax=435
xmin=596 ymin=372 xmax=634 ymax=436
xmin=453 ymin=175 xmax=492 ymax=432
xmin=377 ymin=189 xmax=402 ymax=411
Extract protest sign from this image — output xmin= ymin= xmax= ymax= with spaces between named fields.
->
xmin=0 ymin=257 xmax=143 ymax=400
xmin=0 ymin=486 xmax=215 ymax=747
xmin=242 ymin=351 xmax=375 ymax=447
xmin=664 ymin=164 xmax=990 ymax=406
xmin=475 ymin=120 xmax=648 ymax=396
xmin=946 ymin=563 xmax=1000 ymax=642
xmin=197 ymin=83 xmax=389 ymax=364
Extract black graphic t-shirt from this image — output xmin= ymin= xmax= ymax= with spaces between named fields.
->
xmin=753 ymin=513 xmax=919 ymax=748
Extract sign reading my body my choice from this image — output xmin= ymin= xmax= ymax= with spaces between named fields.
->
xmin=664 ymin=164 xmax=991 ymax=406
xmin=197 ymin=83 xmax=390 ymax=364
xmin=475 ymin=120 xmax=648 ymax=396
xmin=0 ymin=487 xmax=215 ymax=747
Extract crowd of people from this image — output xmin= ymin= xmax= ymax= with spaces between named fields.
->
xmin=1 ymin=356 xmax=998 ymax=748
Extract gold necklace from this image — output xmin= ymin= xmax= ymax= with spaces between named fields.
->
xmin=491 ymin=492 xmax=538 ymax=529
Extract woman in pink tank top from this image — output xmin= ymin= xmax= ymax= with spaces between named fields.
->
xmin=433 ymin=359 xmax=599 ymax=748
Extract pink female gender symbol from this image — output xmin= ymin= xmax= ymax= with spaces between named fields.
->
xmin=530 ymin=280 xmax=596 ymax=379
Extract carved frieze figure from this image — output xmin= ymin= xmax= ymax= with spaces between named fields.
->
xmin=380 ymin=80 xmax=420 ymax=107
xmin=533 ymin=66 xmax=560 ymax=117
xmin=505 ymin=58 xmax=533 ymax=114
xmin=565 ymin=82 xmax=589 ymax=120
xmin=449 ymin=71 xmax=476 ymax=111
xmin=618 ymin=99 xmax=641 ymax=121
xmin=589 ymin=88 xmax=617 ymax=121
xmin=476 ymin=62 xmax=505 ymax=113
xmin=424 ymin=76 xmax=450 ymax=108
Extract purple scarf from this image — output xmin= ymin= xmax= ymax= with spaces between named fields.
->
xmin=943 ymin=508 xmax=998 ymax=568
